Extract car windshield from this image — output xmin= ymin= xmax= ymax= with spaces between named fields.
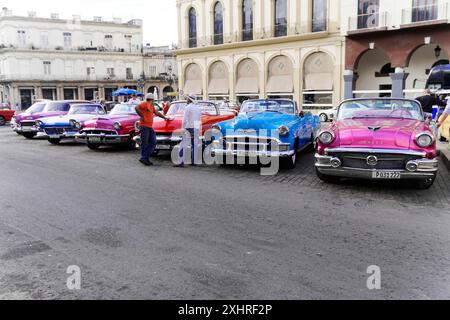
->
xmin=110 ymin=104 xmax=137 ymax=115
xmin=240 ymin=100 xmax=296 ymax=114
xmin=167 ymin=102 xmax=217 ymax=116
xmin=338 ymin=99 xmax=423 ymax=121
xmin=68 ymin=105 xmax=105 ymax=115
xmin=25 ymin=102 xmax=46 ymax=114
xmin=44 ymin=102 xmax=71 ymax=112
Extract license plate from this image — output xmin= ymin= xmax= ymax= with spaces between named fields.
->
xmin=89 ymin=137 xmax=101 ymax=143
xmin=48 ymin=135 xmax=61 ymax=139
xmin=21 ymin=127 xmax=33 ymax=132
xmin=236 ymin=150 xmax=260 ymax=157
xmin=372 ymin=171 xmax=401 ymax=179
xmin=156 ymin=144 xmax=171 ymax=150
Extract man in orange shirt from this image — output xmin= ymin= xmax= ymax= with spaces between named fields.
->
xmin=135 ymin=93 xmax=171 ymax=166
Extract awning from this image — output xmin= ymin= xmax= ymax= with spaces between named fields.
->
xmin=236 ymin=77 xmax=259 ymax=94
xmin=208 ymin=78 xmax=229 ymax=95
xmin=267 ymin=75 xmax=293 ymax=93
xmin=266 ymin=56 xmax=294 ymax=93
xmin=304 ymin=73 xmax=333 ymax=91
xmin=183 ymin=80 xmax=202 ymax=96
xmin=236 ymin=59 xmax=259 ymax=94
xmin=208 ymin=61 xmax=229 ymax=95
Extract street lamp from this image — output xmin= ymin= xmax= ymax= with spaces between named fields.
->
xmin=138 ymin=71 xmax=146 ymax=94
xmin=435 ymin=45 xmax=442 ymax=59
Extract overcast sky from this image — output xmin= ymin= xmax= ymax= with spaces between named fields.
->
xmin=2 ymin=0 xmax=178 ymax=46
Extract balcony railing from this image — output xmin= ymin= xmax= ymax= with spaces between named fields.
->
xmin=348 ymin=12 xmax=389 ymax=32
xmin=402 ymin=3 xmax=448 ymax=25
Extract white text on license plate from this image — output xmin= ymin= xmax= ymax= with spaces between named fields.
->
xmin=89 ymin=137 xmax=101 ymax=143
xmin=372 ymin=171 xmax=401 ymax=179
xmin=157 ymin=145 xmax=171 ymax=150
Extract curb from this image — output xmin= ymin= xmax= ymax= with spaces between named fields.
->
xmin=437 ymin=141 xmax=450 ymax=171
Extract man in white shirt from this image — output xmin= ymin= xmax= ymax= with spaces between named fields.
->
xmin=128 ymin=94 xmax=141 ymax=105
xmin=175 ymin=95 xmax=202 ymax=167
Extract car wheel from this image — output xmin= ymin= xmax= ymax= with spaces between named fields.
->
xmin=316 ymin=168 xmax=340 ymax=183
xmin=87 ymin=143 xmax=100 ymax=150
xmin=16 ymin=131 xmax=23 ymax=136
xmin=127 ymin=133 xmax=137 ymax=150
xmin=415 ymin=174 xmax=437 ymax=190
xmin=319 ymin=113 xmax=328 ymax=122
xmin=22 ymin=132 xmax=37 ymax=139
xmin=48 ymin=138 xmax=61 ymax=145
xmin=0 ymin=116 xmax=6 ymax=126
xmin=281 ymin=148 xmax=297 ymax=170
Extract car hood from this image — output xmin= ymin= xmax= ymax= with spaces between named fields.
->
xmin=221 ymin=112 xmax=297 ymax=132
xmin=39 ymin=114 xmax=98 ymax=126
xmin=82 ymin=114 xmax=139 ymax=130
xmin=153 ymin=115 xmax=183 ymax=133
xmin=16 ymin=111 xmax=67 ymax=122
xmin=334 ymin=118 xmax=427 ymax=149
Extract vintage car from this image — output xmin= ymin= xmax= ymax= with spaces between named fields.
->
xmin=134 ymin=101 xmax=236 ymax=153
xmin=10 ymin=101 xmax=48 ymax=134
xmin=36 ymin=104 xmax=107 ymax=144
xmin=15 ymin=100 xmax=92 ymax=139
xmin=210 ymin=99 xmax=320 ymax=169
xmin=318 ymin=106 xmax=338 ymax=122
xmin=75 ymin=103 xmax=152 ymax=150
xmin=315 ymin=98 xmax=439 ymax=189
xmin=0 ymin=108 xmax=15 ymax=126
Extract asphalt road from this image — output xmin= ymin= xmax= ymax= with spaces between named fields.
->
xmin=0 ymin=126 xmax=449 ymax=300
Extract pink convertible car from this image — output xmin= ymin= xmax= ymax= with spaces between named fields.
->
xmin=315 ymin=98 xmax=438 ymax=189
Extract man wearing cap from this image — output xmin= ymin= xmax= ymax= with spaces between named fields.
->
xmin=175 ymin=95 xmax=202 ymax=167
xmin=128 ymin=94 xmax=141 ymax=105
xmin=135 ymin=93 xmax=171 ymax=166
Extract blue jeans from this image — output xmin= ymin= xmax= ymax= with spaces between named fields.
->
xmin=179 ymin=128 xmax=200 ymax=165
xmin=140 ymin=127 xmax=157 ymax=161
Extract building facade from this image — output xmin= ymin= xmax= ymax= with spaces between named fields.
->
xmin=0 ymin=8 xmax=177 ymax=109
xmin=176 ymin=0 xmax=345 ymax=111
xmin=341 ymin=0 xmax=450 ymax=99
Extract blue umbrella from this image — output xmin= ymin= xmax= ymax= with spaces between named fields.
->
xmin=112 ymin=88 xmax=144 ymax=97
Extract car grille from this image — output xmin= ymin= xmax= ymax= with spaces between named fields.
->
xmin=20 ymin=121 xmax=35 ymax=127
xmin=328 ymin=152 xmax=423 ymax=170
xmin=82 ymin=130 xmax=118 ymax=136
xmin=45 ymin=127 xmax=73 ymax=135
xmin=222 ymin=136 xmax=279 ymax=152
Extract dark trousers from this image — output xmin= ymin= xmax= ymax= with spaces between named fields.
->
xmin=140 ymin=126 xmax=157 ymax=161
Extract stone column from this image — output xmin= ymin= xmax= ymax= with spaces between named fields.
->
xmin=343 ymin=70 xmax=358 ymax=100
xmin=390 ymin=69 xmax=409 ymax=99
xmin=78 ymin=86 xmax=84 ymax=100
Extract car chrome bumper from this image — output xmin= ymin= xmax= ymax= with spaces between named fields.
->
xmin=212 ymin=148 xmax=295 ymax=158
xmin=315 ymin=154 xmax=438 ymax=179
xmin=75 ymin=133 xmax=131 ymax=144
xmin=46 ymin=132 xmax=79 ymax=139
xmin=18 ymin=126 xmax=40 ymax=133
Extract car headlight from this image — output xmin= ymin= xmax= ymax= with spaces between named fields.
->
xmin=211 ymin=124 xmax=221 ymax=132
xmin=113 ymin=122 xmax=121 ymax=130
xmin=318 ymin=131 xmax=335 ymax=145
xmin=416 ymin=133 xmax=434 ymax=148
xmin=278 ymin=126 xmax=290 ymax=137
xmin=69 ymin=120 xmax=81 ymax=129
xmin=35 ymin=120 xmax=43 ymax=128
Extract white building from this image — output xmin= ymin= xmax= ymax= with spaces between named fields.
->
xmin=176 ymin=0 xmax=344 ymax=111
xmin=0 ymin=8 xmax=177 ymax=109
xmin=341 ymin=0 xmax=450 ymax=99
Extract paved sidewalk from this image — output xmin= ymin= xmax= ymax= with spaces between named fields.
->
xmin=438 ymin=141 xmax=450 ymax=171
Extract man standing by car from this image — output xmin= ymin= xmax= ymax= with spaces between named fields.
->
xmin=128 ymin=94 xmax=141 ymax=105
xmin=415 ymin=89 xmax=446 ymax=114
xmin=175 ymin=95 xmax=202 ymax=167
xmin=135 ymin=93 xmax=171 ymax=166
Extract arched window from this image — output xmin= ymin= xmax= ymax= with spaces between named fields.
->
xmin=188 ymin=8 xmax=197 ymax=48
xmin=214 ymin=2 xmax=224 ymax=45
xmin=242 ymin=0 xmax=253 ymax=41
xmin=274 ymin=0 xmax=287 ymax=37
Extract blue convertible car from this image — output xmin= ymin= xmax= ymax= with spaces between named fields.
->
xmin=36 ymin=103 xmax=106 ymax=144
xmin=210 ymin=99 xmax=320 ymax=169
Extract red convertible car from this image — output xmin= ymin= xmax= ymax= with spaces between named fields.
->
xmin=0 ymin=108 xmax=15 ymax=126
xmin=75 ymin=103 xmax=162 ymax=150
xmin=134 ymin=101 xmax=237 ymax=153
